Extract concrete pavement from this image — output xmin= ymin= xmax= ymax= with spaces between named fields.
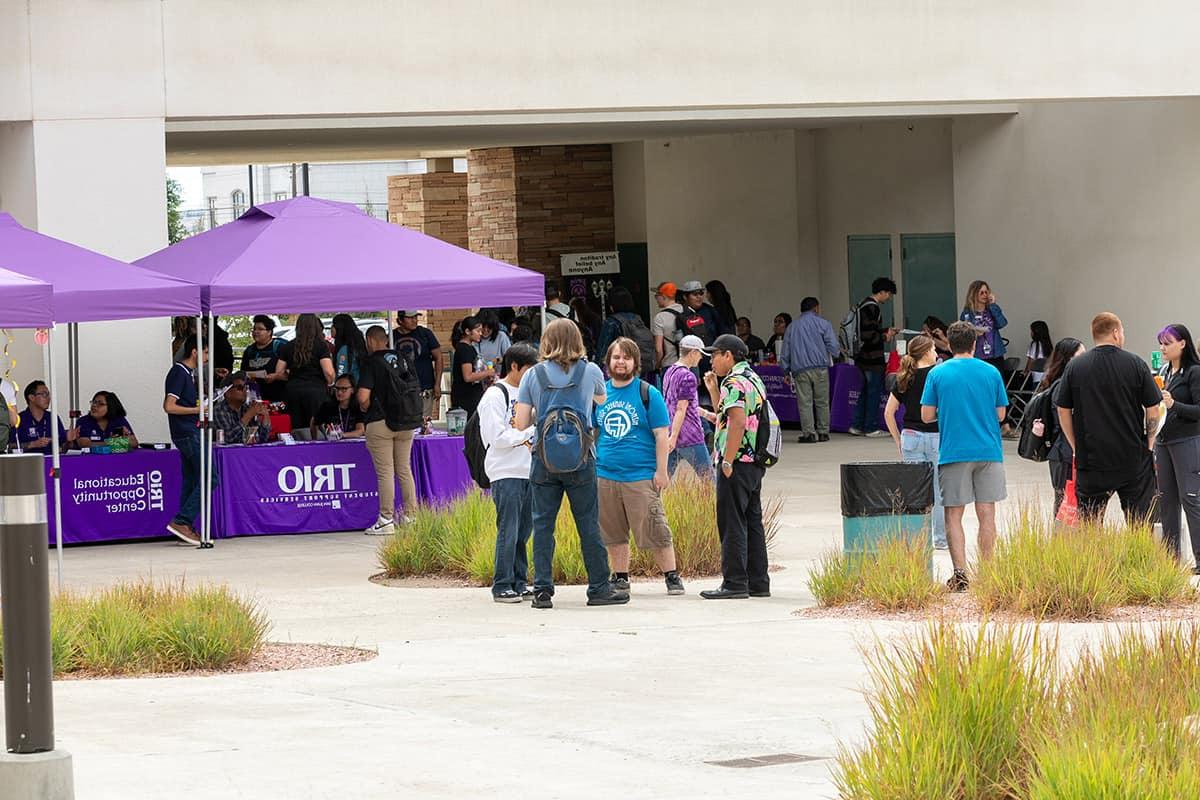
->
xmin=3 ymin=436 xmax=1101 ymax=799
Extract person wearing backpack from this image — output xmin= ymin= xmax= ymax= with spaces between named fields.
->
xmin=358 ymin=326 xmax=425 ymax=535
xmin=595 ymin=286 xmax=657 ymax=382
xmin=845 ymin=277 xmax=898 ymax=437
xmin=240 ymin=314 xmax=288 ymax=403
xmin=651 ymin=281 xmax=684 ymax=373
xmin=513 ymin=318 xmax=629 ymax=609
xmin=477 ymin=343 xmax=539 ymax=603
xmin=595 ymin=337 xmax=685 ymax=597
xmin=1028 ymin=337 xmax=1084 ymax=515
xmin=700 ymin=334 xmax=772 ymax=600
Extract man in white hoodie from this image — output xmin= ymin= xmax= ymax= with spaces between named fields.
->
xmin=479 ymin=342 xmax=540 ymax=602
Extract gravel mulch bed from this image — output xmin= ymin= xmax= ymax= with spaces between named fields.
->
xmin=795 ymin=592 xmax=1200 ymax=624
xmin=57 ymin=642 xmax=377 ymax=681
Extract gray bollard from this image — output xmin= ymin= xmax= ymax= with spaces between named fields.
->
xmin=0 ymin=454 xmax=73 ymax=800
xmin=0 ymin=453 xmax=54 ymax=753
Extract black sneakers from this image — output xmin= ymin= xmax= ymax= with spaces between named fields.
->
xmin=531 ymin=591 xmax=553 ymax=609
xmin=947 ymin=569 xmax=969 ymax=593
xmin=610 ymin=574 xmax=631 ymax=591
xmin=665 ymin=573 xmax=685 ymax=595
xmin=587 ymin=590 xmax=631 ymax=606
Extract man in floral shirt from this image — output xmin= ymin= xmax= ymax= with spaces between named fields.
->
xmin=700 ymin=334 xmax=770 ymax=599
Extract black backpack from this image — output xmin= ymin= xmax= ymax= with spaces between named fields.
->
xmin=377 ymin=350 xmax=424 ymax=431
xmin=463 ymin=384 xmax=509 ymax=489
xmin=1017 ymin=382 xmax=1057 ymax=462
xmin=616 ymin=313 xmax=657 ymax=372
xmin=674 ymin=307 xmax=712 ymax=345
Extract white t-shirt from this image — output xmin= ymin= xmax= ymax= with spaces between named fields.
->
xmin=652 ymin=303 xmax=684 ymax=367
xmin=478 ymin=381 xmax=534 ymax=482
xmin=0 ymin=378 xmax=15 ymax=410
xmin=1026 ymin=341 xmax=1048 ymax=384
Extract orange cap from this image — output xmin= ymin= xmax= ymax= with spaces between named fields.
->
xmin=654 ymin=282 xmax=677 ymax=298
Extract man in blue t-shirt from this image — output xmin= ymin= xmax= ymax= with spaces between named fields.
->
xmin=163 ymin=334 xmax=204 ymax=545
xmin=921 ymin=320 xmax=1009 ymax=592
xmin=594 ymin=337 xmax=685 ymax=596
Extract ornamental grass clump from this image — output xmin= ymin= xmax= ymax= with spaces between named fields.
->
xmin=807 ymin=534 xmax=942 ymax=611
xmin=835 ymin=623 xmax=1200 ymax=799
xmin=376 ymin=477 xmax=781 ymax=585
xmin=0 ymin=580 xmax=268 ymax=677
xmin=972 ymin=512 xmax=1194 ymax=619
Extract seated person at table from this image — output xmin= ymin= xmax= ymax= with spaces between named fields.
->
xmin=213 ymin=372 xmax=271 ymax=444
xmin=11 ymin=380 xmax=73 ymax=454
xmin=311 ymin=374 xmax=366 ymax=439
xmin=240 ymin=314 xmax=288 ymax=404
xmin=76 ymin=391 xmax=138 ymax=449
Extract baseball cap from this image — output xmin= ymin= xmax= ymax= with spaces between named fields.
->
xmin=680 ymin=280 xmax=704 ymax=294
xmin=397 ymin=310 xmax=419 ymax=318
xmin=654 ymin=281 xmax=677 ymax=298
xmin=678 ymin=335 xmax=706 ymax=352
xmin=703 ymin=334 xmax=749 ymax=360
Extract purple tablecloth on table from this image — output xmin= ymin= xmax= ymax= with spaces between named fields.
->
xmin=756 ymin=363 xmax=889 ymax=432
xmin=212 ymin=434 xmax=473 ymax=537
xmin=45 ymin=449 xmax=181 ymax=545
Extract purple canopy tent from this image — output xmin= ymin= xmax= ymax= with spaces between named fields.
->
xmin=135 ymin=196 xmax=546 ymax=546
xmin=1 ymin=211 xmax=203 ymax=579
xmin=0 ymin=267 xmax=53 ymax=328
xmin=134 ymin=196 xmax=545 ymax=315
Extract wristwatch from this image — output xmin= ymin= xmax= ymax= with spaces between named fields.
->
xmin=721 ymin=460 xmax=733 ymax=470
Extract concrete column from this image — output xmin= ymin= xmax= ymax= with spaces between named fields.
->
xmin=0 ymin=118 xmax=172 ymax=442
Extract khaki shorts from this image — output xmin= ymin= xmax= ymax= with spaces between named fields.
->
xmin=939 ymin=461 xmax=1007 ymax=507
xmin=598 ymin=478 xmax=674 ymax=549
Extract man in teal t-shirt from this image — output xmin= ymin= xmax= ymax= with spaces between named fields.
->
xmin=594 ymin=337 xmax=685 ymax=596
xmin=921 ymin=320 xmax=1009 ymax=593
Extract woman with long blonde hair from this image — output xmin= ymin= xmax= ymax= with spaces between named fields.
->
xmin=884 ymin=334 xmax=946 ymax=548
xmin=959 ymin=280 xmax=1008 ymax=372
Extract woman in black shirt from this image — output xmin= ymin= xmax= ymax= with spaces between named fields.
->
xmin=883 ymin=335 xmax=946 ymax=549
xmin=450 ymin=315 xmax=494 ymax=416
xmin=278 ymin=313 xmax=335 ymax=428
xmin=1032 ymin=337 xmax=1085 ymax=515
xmin=1155 ymin=323 xmax=1200 ymax=568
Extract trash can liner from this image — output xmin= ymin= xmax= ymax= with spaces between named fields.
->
xmin=840 ymin=462 xmax=934 ymax=517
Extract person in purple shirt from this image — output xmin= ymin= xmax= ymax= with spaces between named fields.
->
xmin=662 ymin=335 xmax=715 ymax=480
xmin=11 ymin=380 xmax=73 ymax=454
xmin=75 ymin=390 xmax=137 ymax=449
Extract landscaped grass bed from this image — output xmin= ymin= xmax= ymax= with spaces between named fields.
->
xmin=377 ymin=479 xmax=782 ymax=585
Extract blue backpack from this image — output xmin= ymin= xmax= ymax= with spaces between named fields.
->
xmin=534 ymin=360 xmax=594 ymax=473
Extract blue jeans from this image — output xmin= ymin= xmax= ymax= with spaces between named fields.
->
xmin=853 ymin=366 xmax=884 ymax=432
xmin=172 ymin=435 xmax=202 ymax=527
xmin=900 ymin=430 xmax=946 ymax=547
xmin=669 ymin=442 xmax=714 ymax=481
xmin=491 ymin=478 xmax=532 ymax=596
xmin=529 ymin=458 xmax=613 ymax=598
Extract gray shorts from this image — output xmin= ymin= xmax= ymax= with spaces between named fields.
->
xmin=939 ymin=461 xmax=1007 ymax=507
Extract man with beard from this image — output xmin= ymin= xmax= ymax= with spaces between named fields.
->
xmin=594 ymin=337 xmax=685 ymax=595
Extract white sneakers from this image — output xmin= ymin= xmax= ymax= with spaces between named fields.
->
xmin=865 ymin=430 xmax=890 ymax=438
xmin=364 ymin=516 xmax=395 ymax=536
xmin=364 ymin=515 xmax=415 ymax=535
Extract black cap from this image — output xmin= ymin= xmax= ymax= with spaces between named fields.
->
xmin=704 ymin=334 xmax=749 ymax=360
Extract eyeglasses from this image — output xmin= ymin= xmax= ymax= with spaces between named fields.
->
xmin=252 ymin=326 xmax=269 ymax=333
xmin=334 ymin=385 xmax=354 ymax=392
xmin=32 ymin=391 xmax=49 ymax=398
xmin=90 ymin=399 xmax=107 ymax=406
xmin=229 ymin=383 xmax=246 ymax=391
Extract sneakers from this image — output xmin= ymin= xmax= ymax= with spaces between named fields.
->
xmin=947 ymin=569 xmax=969 ymax=592
xmin=610 ymin=574 xmax=631 ymax=591
xmin=665 ymin=573 xmax=685 ymax=595
xmin=520 ymin=588 xmax=534 ymax=601
xmin=797 ymin=433 xmax=817 ymax=444
xmin=398 ymin=515 xmax=416 ymax=526
xmin=165 ymin=522 xmax=200 ymax=545
xmin=848 ymin=427 xmax=864 ymax=436
xmin=493 ymin=590 xmax=522 ymax=604
xmin=865 ymin=430 xmax=890 ymax=438
xmin=364 ymin=516 xmax=395 ymax=536
xmin=934 ymin=539 xmax=950 ymax=551
xmin=817 ymin=433 xmax=830 ymax=442
xmin=587 ymin=589 xmax=631 ymax=606
xmin=531 ymin=590 xmax=554 ymax=609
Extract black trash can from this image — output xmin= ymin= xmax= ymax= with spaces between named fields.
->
xmin=841 ymin=461 xmax=935 ymax=568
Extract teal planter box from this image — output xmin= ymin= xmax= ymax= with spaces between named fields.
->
xmin=842 ymin=513 xmax=930 ymax=554
xmin=840 ymin=462 xmax=935 ymax=574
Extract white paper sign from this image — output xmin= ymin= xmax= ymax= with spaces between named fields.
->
xmin=560 ymin=251 xmax=620 ymax=276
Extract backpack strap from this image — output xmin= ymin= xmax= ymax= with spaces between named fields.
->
xmin=639 ymin=379 xmax=650 ymax=413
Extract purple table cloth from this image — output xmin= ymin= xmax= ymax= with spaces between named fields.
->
xmin=212 ymin=434 xmax=473 ymax=537
xmin=756 ymin=363 xmax=889 ymax=432
xmin=45 ymin=450 xmax=181 ymax=544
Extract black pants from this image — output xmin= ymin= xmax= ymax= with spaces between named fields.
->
xmin=286 ymin=380 xmax=329 ymax=429
xmin=1049 ymin=458 xmax=1072 ymax=516
xmin=716 ymin=461 xmax=769 ymax=593
xmin=1156 ymin=438 xmax=1200 ymax=561
xmin=1076 ymin=453 xmax=1157 ymax=524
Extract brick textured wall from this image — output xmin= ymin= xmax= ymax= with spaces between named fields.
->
xmin=467 ymin=144 xmax=615 ymax=283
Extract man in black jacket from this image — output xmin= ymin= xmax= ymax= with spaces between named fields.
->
xmin=850 ymin=277 xmax=898 ymax=437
